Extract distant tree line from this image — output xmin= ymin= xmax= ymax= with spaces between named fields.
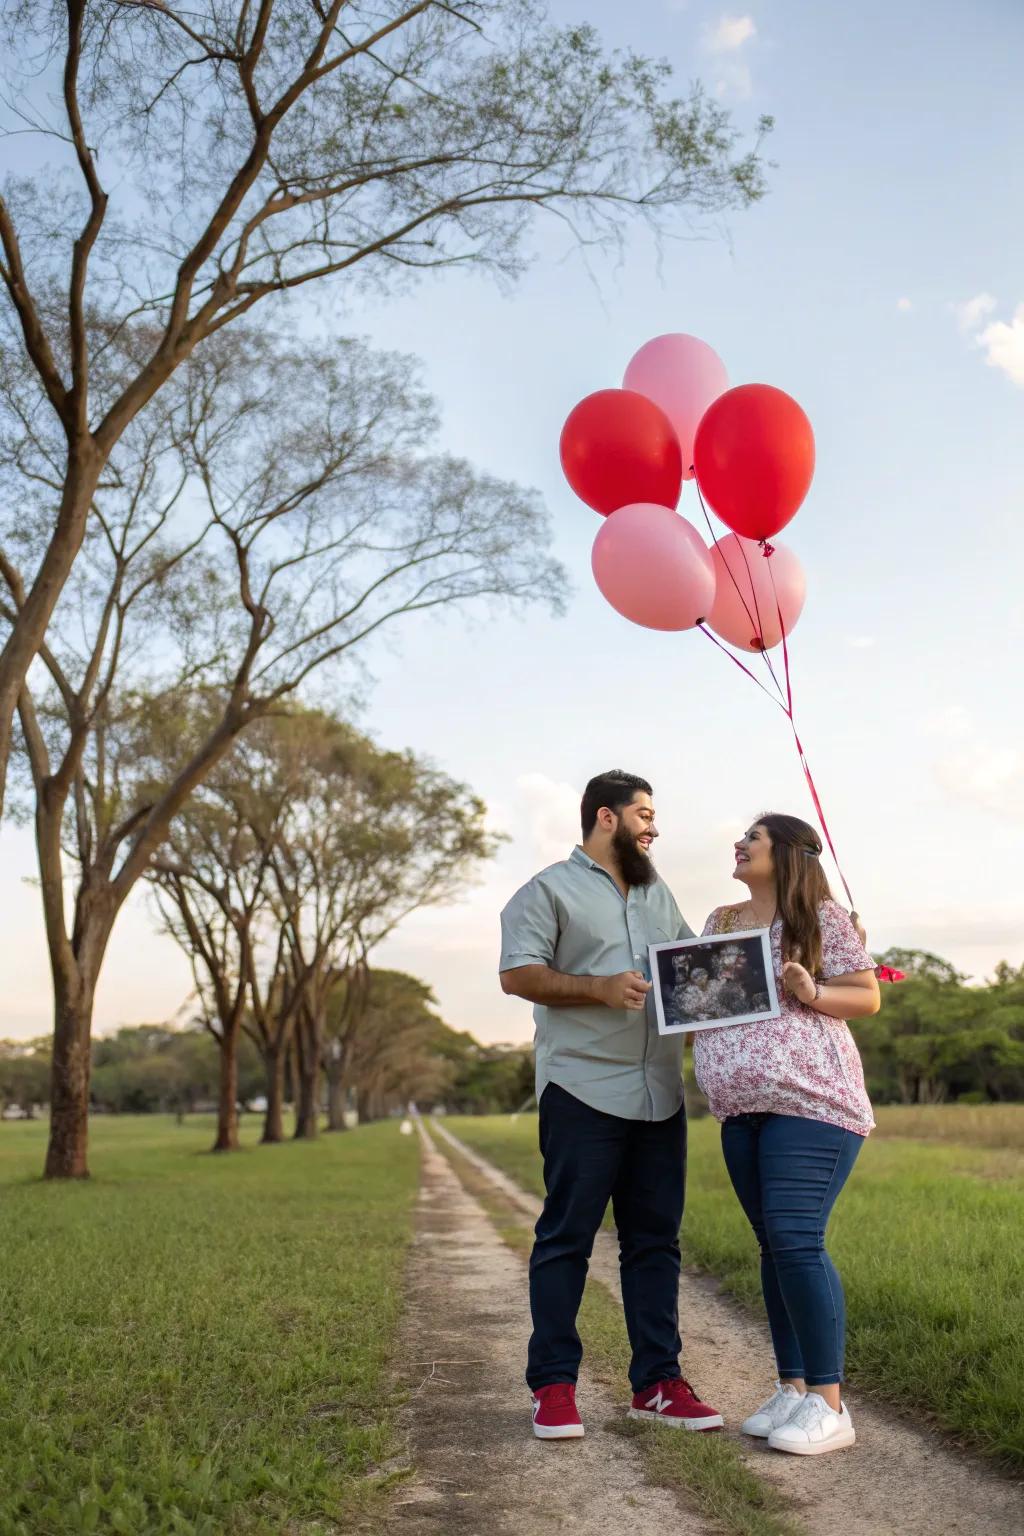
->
xmin=0 ymin=973 xmax=534 ymax=1124
xmin=9 ymin=941 xmax=1024 ymax=1125
xmin=849 ymin=949 xmax=1024 ymax=1105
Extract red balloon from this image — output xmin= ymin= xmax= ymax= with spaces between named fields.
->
xmin=692 ymin=384 xmax=815 ymax=541
xmin=559 ymin=389 xmax=682 ymax=516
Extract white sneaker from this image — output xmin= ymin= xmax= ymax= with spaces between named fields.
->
xmin=741 ymin=1381 xmax=804 ymax=1439
xmin=768 ymin=1391 xmax=855 ymax=1456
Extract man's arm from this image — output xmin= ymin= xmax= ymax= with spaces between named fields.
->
xmin=500 ymin=964 xmax=651 ymax=1012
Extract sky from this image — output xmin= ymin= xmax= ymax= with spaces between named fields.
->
xmin=2 ymin=0 xmax=1024 ymax=1046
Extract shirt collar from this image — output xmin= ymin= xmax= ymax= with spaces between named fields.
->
xmin=570 ymin=844 xmax=598 ymax=870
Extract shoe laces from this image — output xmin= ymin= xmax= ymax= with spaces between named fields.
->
xmin=787 ymin=1391 xmax=833 ymax=1430
xmin=660 ymin=1378 xmax=699 ymax=1404
xmin=756 ymin=1383 xmax=798 ymax=1416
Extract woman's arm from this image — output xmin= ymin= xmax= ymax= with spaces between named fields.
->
xmin=781 ymin=962 xmax=881 ymax=1019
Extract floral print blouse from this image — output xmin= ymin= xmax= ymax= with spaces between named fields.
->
xmin=692 ymin=900 xmax=876 ymax=1136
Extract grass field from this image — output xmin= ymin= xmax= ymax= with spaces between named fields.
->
xmin=451 ymin=1111 xmax=1024 ymax=1471
xmin=873 ymin=1102 xmax=1024 ymax=1149
xmin=0 ymin=1116 xmax=419 ymax=1536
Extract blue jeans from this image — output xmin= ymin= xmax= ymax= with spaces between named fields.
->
xmin=721 ymin=1112 xmax=863 ymax=1387
xmin=527 ymin=1082 xmax=686 ymax=1392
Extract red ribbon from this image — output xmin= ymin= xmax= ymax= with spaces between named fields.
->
xmin=692 ymin=479 xmax=903 ymax=984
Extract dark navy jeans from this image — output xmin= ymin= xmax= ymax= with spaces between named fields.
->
xmin=721 ymin=1112 xmax=864 ymax=1387
xmin=527 ymin=1082 xmax=687 ymax=1392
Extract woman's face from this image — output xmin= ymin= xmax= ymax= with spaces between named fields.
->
xmin=733 ymin=823 xmax=774 ymax=885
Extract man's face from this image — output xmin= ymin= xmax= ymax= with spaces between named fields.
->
xmin=610 ymin=792 xmax=659 ymax=888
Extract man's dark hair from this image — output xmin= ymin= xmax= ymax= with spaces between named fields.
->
xmin=580 ymin=770 xmax=653 ymax=837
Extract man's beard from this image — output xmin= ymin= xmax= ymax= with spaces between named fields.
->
xmin=612 ymin=820 xmax=657 ymax=888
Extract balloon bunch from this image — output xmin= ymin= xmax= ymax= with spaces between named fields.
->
xmin=559 ymin=334 xmax=812 ymax=647
xmin=560 ymin=334 xmax=858 ymax=918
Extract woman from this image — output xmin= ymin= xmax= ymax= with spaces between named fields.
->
xmin=695 ymin=813 xmax=880 ymax=1457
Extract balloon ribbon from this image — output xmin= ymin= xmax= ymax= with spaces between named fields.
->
xmin=692 ymin=474 xmax=901 ymax=982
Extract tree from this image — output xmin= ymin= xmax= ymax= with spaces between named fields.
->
xmin=0 ymin=0 xmax=771 ymax=821
xmin=852 ymin=948 xmax=1024 ymax=1105
xmin=88 ymin=1023 xmax=263 ymax=1116
xmin=5 ymin=327 xmax=552 ymax=1177
xmin=339 ymin=969 xmax=454 ymax=1121
xmin=0 ymin=1037 xmax=51 ymax=1116
xmin=148 ymin=733 xmax=286 ymax=1150
xmin=150 ymin=708 xmax=498 ymax=1145
xmin=269 ymin=712 xmax=499 ymax=1139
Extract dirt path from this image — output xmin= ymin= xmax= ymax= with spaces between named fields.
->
xmin=433 ymin=1119 xmax=1024 ymax=1536
xmin=383 ymin=1119 xmax=715 ymax=1535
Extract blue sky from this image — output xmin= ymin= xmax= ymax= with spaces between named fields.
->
xmin=3 ymin=0 xmax=1023 ymax=1043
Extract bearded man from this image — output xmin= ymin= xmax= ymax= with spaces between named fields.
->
xmin=499 ymin=770 xmax=722 ymax=1441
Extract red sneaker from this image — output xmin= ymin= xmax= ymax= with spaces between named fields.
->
xmin=629 ymin=1377 xmax=724 ymax=1431
xmin=531 ymin=1383 xmax=584 ymax=1440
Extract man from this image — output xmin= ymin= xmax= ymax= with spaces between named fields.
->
xmin=499 ymin=770 xmax=722 ymax=1441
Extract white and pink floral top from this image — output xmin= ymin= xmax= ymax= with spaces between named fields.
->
xmin=693 ymin=900 xmax=876 ymax=1137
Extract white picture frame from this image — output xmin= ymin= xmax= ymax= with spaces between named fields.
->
xmin=648 ymin=928 xmax=781 ymax=1035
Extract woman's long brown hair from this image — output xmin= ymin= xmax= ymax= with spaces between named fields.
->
xmin=757 ymin=813 xmax=832 ymax=977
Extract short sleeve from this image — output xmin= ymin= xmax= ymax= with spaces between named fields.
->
xmin=819 ymin=902 xmax=874 ymax=979
xmin=499 ymin=877 xmax=559 ymax=971
xmin=701 ymin=907 xmax=724 ymax=938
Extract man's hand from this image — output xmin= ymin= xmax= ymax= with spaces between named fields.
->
xmin=781 ymin=960 xmax=817 ymax=1005
xmin=596 ymin=971 xmax=652 ymax=1011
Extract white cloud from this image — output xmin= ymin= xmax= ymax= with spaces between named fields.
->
xmin=936 ymin=743 xmax=1024 ymax=820
xmin=847 ymin=636 xmax=876 ymax=649
xmin=707 ymin=14 xmax=757 ymax=51
xmin=896 ymin=297 xmax=913 ymax=312
xmin=713 ymin=64 xmax=752 ymax=100
xmin=922 ymin=704 xmax=973 ymax=740
xmin=515 ymin=772 xmax=580 ymax=869
xmin=978 ymin=304 xmax=1024 ymax=387
xmin=954 ymin=292 xmax=997 ymax=334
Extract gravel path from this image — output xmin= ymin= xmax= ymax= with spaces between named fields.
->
xmin=432 ymin=1117 xmax=1024 ymax=1536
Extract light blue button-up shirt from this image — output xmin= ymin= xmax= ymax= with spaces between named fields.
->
xmin=499 ymin=846 xmax=693 ymax=1121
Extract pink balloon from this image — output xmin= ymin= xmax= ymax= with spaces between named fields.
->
xmin=707 ymin=534 xmax=806 ymax=652
xmin=623 ymin=334 xmax=729 ymax=480
xmin=592 ymin=504 xmax=715 ymax=632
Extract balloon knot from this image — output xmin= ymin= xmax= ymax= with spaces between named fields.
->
xmin=761 ymin=541 xmax=775 ymax=558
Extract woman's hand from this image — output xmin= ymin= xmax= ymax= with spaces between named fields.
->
xmin=781 ymin=960 xmax=817 ymax=1005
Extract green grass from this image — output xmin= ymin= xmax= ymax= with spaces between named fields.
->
xmin=426 ymin=1123 xmax=801 ymax=1536
xmin=0 ymin=1115 xmax=419 ymax=1535
xmin=450 ymin=1112 xmax=1024 ymax=1471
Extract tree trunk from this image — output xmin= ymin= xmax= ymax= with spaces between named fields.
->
xmin=325 ymin=1066 xmax=347 ymax=1132
xmin=0 ymin=446 xmax=103 ymax=821
xmin=285 ymin=1036 xmax=296 ymax=1110
xmin=45 ymin=971 xmax=97 ymax=1179
xmin=213 ymin=1028 xmax=240 ymax=1152
xmin=293 ymin=1014 xmax=320 ymax=1140
xmin=261 ymin=1044 xmax=287 ymax=1144
xmin=294 ymin=1068 xmax=318 ymax=1139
